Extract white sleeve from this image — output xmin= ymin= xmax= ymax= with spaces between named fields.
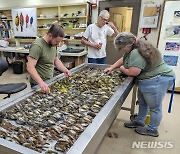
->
xmin=83 ymin=25 xmax=91 ymax=39
xmin=107 ymin=27 xmax=114 ymax=36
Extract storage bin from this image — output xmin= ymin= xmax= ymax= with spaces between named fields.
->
xmin=12 ymin=61 xmax=23 ymax=74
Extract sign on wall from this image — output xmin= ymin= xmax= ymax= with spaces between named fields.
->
xmin=11 ymin=8 xmax=37 ymax=38
xmin=139 ymin=3 xmax=161 ymax=28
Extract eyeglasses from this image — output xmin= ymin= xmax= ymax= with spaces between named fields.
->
xmin=99 ymin=16 xmax=109 ymax=22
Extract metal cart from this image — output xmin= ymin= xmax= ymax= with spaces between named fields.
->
xmin=0 ymin=63 xmax=135 ymax=154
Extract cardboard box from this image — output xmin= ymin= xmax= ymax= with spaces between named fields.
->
xmin=63 ymin=61 xmax=75 ymax=69
xmin=0 ymin=40 xmax=9 ymax=47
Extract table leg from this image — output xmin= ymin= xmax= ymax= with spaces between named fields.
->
xmin=75 ymin=56 xmax=85 ymax=66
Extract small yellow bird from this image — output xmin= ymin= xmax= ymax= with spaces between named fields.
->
xmin=15 ymin=14 xmax=19 ymax=31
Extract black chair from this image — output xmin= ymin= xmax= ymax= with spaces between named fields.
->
xmin=0 ymin=58 xmax=27 ymax=99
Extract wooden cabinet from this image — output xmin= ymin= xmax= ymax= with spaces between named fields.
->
xmin=37 ymin=6 xmax=58 ymax=37
xmin=0 ymin=9 xmax=13 ymax=39
xmin=36 ymin=3 xmax=88 ymax=40
xmin=1 ymin=3 xmax=88 ymax=41
xmin=58 ymin=3 xmax=88 ymax=42
xmin=0 ymin=4 xmax=88 ymax=66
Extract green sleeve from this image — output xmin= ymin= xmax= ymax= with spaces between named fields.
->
xmin=29 ymin=44 xmax=42 ymax=60
xmin=129 ymin=49 xmax=147 ymax=69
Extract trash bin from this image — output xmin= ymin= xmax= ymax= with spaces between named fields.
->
xmin=13 ymin=61 xmax=23 ymax=74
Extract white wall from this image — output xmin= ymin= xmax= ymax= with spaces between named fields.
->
xmin=137 ymin=0 xmax=165 ymax=47
xmin=158 ymin=1 xmax=180 ymax=87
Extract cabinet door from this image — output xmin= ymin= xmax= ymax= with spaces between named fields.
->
xmin=113 ymin=13 xmax=123 ymax=32
xmin=109 ymin=7 xmax=133 ymax=33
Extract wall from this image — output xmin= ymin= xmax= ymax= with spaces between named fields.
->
xmin=0 ymin=0 xmax=165 ymax=48
xmin=137 ymin=0 xmax=165 ymax=47
xmin=0 ymin=0 xmax=164 ymax=47
xmin=158 ymin=1 xmax=180 ymax=88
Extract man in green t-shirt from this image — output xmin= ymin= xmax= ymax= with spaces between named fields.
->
xmin=27 ymin=24 xmax=71 ymax=94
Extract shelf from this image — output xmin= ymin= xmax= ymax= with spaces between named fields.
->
xmin=60 ymin=16 xmax=87 ymax=19
xmin=0 ymin=4 xmax=88 ymax=50
xmin=60 ymin=3 xmax=87 ymax=7
xmin=67 ymin=39 xmax=82 ymax=44
xmin=0 ymin=28 xmax=11 ymax=30
xmin=37 ymin=17 xmax=58 ymax=20
xmin=0 ymin=18 xmax=12 ymax=21
xmin=64 ymin=27 xmax=86 ymax=30
xmin=37 ymin=28 xmax=50 ymax=30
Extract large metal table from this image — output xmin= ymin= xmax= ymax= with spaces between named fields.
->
xmin=0 ymin=63 xmax=134 ymax=154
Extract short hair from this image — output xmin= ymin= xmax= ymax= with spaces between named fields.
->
xmin=99 ymin=10 xmax=110 ymax=17
xmin=114 ymin=32 xmax=136 ymax=49
xmin=47 ymin=24 xmax=65 ymax=38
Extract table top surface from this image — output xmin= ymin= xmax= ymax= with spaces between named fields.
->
xmin=0 ymin=47 xmax=29 ymax=54
xmin=0 ymin=47 xmax=88 ymax=57
xmin=59 ymin=50 xmax=88 ymax=57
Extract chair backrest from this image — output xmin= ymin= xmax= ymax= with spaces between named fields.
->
xmin=0 ymin=58 xmax=8 ymax=76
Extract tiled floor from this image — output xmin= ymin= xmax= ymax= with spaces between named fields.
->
xmin=0 ymin=68 xmax=180 ymax=154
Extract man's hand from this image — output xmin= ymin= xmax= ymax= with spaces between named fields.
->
xmin=39 ymin=81 xmax=50 ymax=94
xmin=107 ymin=22 xmax=119 ymax=37
xmin=107 ymin=22 xmax=116 ymax=29
xmin=64 ymin=69 xmax=72 ymax=79
xmin=92 ymin=42 xmax=102 ymax=50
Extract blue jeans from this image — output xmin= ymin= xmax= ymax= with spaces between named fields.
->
xmin=135 ymin=76 xmax=175 ymax=131
xmin=88 ymin=57 xmax=106 ymax=64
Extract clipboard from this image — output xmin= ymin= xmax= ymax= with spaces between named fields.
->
xmin=143 ymin=6 xmax=158 ymax=17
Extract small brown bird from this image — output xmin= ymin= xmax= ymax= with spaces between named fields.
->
xmin=20 ymin=12 xmax=24 ymax=32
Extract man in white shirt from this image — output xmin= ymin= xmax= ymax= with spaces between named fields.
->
xmin=81 ymin=10 xmax=119 ymax=64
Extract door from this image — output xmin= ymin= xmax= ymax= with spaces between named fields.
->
xmin=99 ymin=0 xmax=141 ymax=64
xmin=113 ymin=13 xmax=123 ymax=32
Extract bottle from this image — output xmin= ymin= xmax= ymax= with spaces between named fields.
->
xmin=96 ymin=39 xmax=102 ymax=49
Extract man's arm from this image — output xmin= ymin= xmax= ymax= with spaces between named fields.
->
xmin=27 ymin=56 xmax=50 ymax=93
xmin=81 ymin=37 xmax=102 ymax=50
xmin=54 ymin=57 xmax=72 ymax=78
xmin=107 ymin=22 xmax=119 ymax=37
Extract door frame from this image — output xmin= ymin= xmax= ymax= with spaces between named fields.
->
xmin=99 ymin=0 xmax=141 ymax=35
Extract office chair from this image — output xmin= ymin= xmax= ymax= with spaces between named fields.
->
xmin=0 ymin=57 xmax=27 ymax=99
